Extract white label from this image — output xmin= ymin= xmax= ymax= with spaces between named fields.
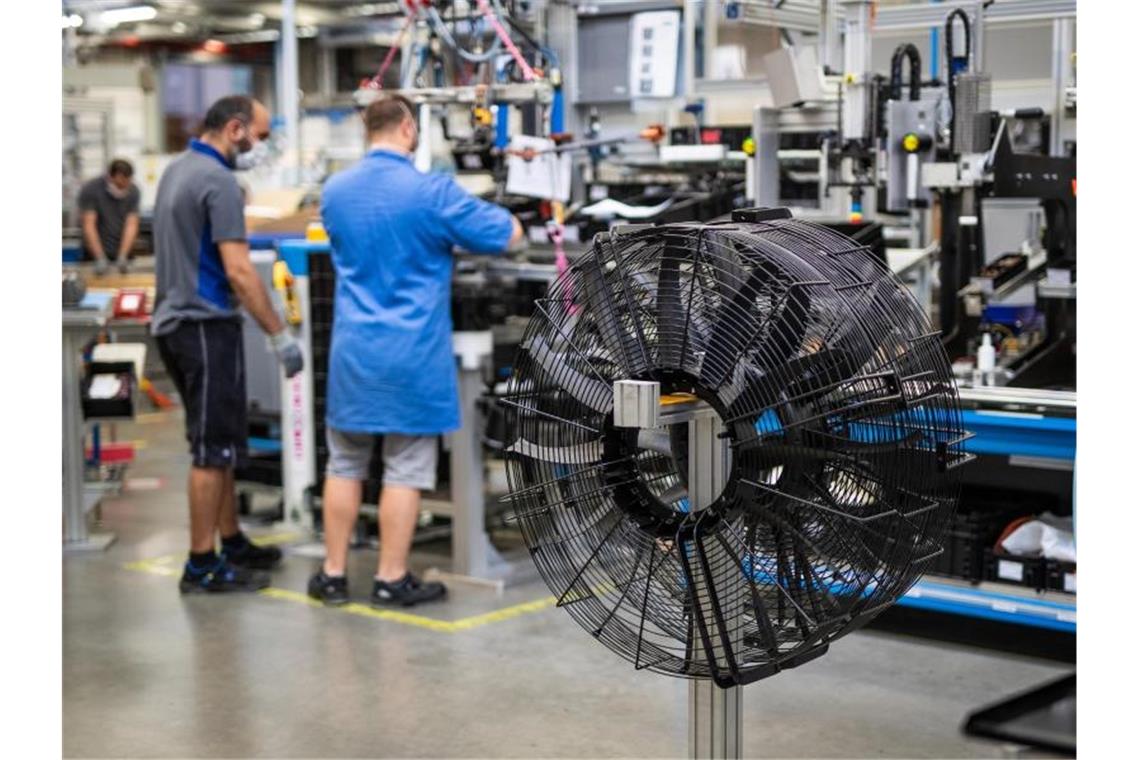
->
xmin=628 ymin=11 xmax=680 ymax=99
xmin=1046 ymin=267 xmax=1073 ymax=285
xmin=290 ymin=374 xmax=305 ymax=462
xmin=997 ymin=559 xmax=1024 ymax=582
xmin=1064 ymin=572 xmax=1076 ymax=593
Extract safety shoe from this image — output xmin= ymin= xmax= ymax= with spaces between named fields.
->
xmin=179 ymin=559 xmax=270 ymax=594
xmin=371 ymin=573 xmax=447 ymax=607
xmin=224 ymin=540 xmax=283 ymax=570
xmin=307 ymin=570 xmax=349 ymax=606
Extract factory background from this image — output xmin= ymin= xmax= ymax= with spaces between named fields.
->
xmin=5 ymin=0 xmax=1133 ymax=757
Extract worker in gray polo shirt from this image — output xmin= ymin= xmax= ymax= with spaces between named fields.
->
xmin=78 ymin=158 xmax=141 ymax=275
xmin=151 ymin=94 xmax=304 ymax=594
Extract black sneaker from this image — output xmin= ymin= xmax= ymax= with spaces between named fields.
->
xmin=371 ymin=573 xmax=447 ymax=607
xmin=307 ymin=570 xmax=349 ymax=606
xmin=179 ymin=559 xmax=270 ymax=594
xmin=224 ymin=540 xmax=283 ymax=570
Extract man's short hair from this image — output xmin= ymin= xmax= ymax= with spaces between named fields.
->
xmin=202 ymin=95 xmax=254 ymax=133
xmin=108 ymin=159 xmax=134 ymax=178
xmin=363 ymin=95 xmax=416 ymax=136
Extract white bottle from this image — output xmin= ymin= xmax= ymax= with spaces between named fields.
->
xmin=977 ymin=333 xmax=996 ymax=386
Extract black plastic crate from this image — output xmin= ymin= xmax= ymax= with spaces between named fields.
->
xmin=308 ymin=251 xmax=386 ymax=498
xmin=927 ymin=510 xmax=1022 ymax=583
xmin=985 ymin=549 xmax=1046 ymax=590
xmin=1045 ymin=559 xmax=1077 ymax=595
xmin=81 ymin=360 xmax=137 ymax=420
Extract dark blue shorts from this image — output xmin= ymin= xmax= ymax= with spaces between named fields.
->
xmin=156 ymin=319 xmax=248 ymax=469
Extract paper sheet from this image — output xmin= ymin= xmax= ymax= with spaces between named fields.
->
xmin=88 ymin=374 xmax=124 ymax=400
xmin=505 ymin=136 xmax=572 ymax=202
xmin=579 ymin=197 xmax=674 ymax=220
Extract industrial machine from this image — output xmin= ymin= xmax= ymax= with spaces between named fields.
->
xmin=259 ymin=0 xmax=1077 ymax=636
xmin=502 ymin=208 xmax=970 ymax=755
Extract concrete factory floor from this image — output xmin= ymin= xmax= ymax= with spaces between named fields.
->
xmin=64 ymin=409 xmax=1070 ymax=759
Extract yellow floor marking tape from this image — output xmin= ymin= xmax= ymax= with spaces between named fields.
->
xmin=446 ymin=596 xmax=557 ymax=631
xmin=132 ymin=412 xmax=178 ymax=424
xmin=122 ymin=551 xmax=556 ymax=633
xmin=123 ymin=556 xmax=179 ymax=577
xmin=249 ymin=531 xmax=303 ymax=546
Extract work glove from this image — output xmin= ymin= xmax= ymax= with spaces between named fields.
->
xmin=94 ymin=258 xmax=109 ymax=277
xmin=117 ymin=258 xmax=131 ymax=275
xmin=270 ymin=330 xmax=304 ymax=378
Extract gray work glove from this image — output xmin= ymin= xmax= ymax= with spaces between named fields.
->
xmin=269 ymin=330 xmax=304 ymax=378
xmin=93 ymin=258 xmax=109 ymax=276
xmin=117 ymin=258 xmax=131 ymax=275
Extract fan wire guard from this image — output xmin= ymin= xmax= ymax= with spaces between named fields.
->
xmin=502 ymin=212 xmax=970 ymax=688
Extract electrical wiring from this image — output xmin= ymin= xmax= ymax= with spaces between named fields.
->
xmin=474 ymin=0 xmax=537 ymax=80
xmin=425 ymin=1 xmax=502 ymax=64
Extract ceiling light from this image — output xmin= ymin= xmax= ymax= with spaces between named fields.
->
xmin=62 ymin=13 xmax=84 ymax=29
xmin=100 ymin=5 xmax=158 ymax=26
xmin=297 ymin=25 xmax=318 ymax=38
xmin=249 ymin=13 xmax=265 ymax=28
xmin=171 ymin=20 xmax=187 ymax=34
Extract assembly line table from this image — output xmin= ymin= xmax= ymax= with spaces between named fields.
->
xmin=63 ymin=299 xmax=117 ymax=552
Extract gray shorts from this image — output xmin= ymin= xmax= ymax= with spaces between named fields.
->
xmin=325 ymin=428 xmax=439 ymax=491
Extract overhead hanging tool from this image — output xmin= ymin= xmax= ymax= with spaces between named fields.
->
xmin=505 ymin=124 xmax=665 ymax=161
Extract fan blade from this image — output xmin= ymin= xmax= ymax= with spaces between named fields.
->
xmin=505 ymin=438 xmax=603 ymax=465
xmin=656 ymin=238 xmax=687 ymax=370
xmin=637 ymin=429 xmax=673 ymax=456
xmin=699 ymin=267 xmax=765 ymax=389
xmin=526 ymin=335 xmax=614 ymax=414
xmin=580 ymin=254 xmax=643 ymax=374
xmin=657 ymin=482 xmax=688 ymax=505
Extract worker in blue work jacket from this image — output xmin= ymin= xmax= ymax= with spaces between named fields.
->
xmin=308 ymin=94 xmax=524 ymax=607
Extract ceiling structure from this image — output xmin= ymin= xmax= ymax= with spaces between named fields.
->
xmin=62 ymin=0 xmax=408 ymax=45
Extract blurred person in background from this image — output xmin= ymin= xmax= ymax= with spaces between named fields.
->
xmin=79 ymin=158 xmax=140 ymax=275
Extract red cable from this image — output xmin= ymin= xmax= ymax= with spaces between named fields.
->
xmin=370 ymin=6 xmax=418 ymax=89
xmin=475 ymin=0 xmax=538 ymax=81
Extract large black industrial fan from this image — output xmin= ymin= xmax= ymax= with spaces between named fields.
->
xmin=501 ymin=207 xmax=971 ymax=688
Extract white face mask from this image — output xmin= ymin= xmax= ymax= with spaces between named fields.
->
xmin=234 ymin=141 xmax=271 ymax=171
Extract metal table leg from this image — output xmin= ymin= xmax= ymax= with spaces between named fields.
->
xmin=427 ymin=335 xmax=537 ymax=592
xmin=63 ymin=316 xmax=116 ymax=552
xmin=448 ymin=365 xmax=505 ymax=582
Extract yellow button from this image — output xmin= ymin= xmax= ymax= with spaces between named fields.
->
xmin=742 ymin=136 xmax=756 ymax=156
xmin=902 ymin=133 xmax=920 ymax=152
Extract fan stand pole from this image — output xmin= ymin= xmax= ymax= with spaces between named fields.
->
xmin=689 ymin=681 xmax=742 ymax=759
xmin=687 ymin=411 xmax=742 ymax=760
xmin=612 ymin=380 xmax=743 ymax=759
